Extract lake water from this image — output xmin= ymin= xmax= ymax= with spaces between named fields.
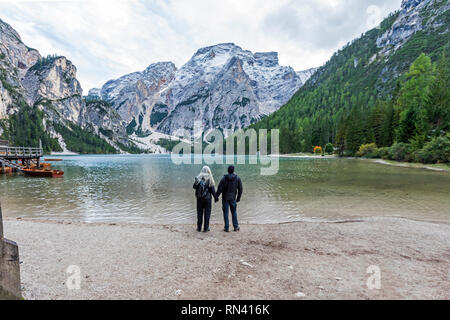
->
xmin=1 ymin=155 xmax=449 ymax=224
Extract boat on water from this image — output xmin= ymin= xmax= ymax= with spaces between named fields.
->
xmin=29 ymin=163 xmax=52 ymax=169
xmin=22 ymin=168 xmax=64 ymax=178
xmin=44 ymin=159 xmax=63 ymax=162
xmin=0 ymin=167 xmax=14 ymax=174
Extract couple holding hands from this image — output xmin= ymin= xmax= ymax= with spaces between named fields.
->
xmin=193 ymin=165 xmax=243 ymax=233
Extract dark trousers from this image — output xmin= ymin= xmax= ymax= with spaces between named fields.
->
xmin=222 ymin=200 xmax=239 ymax=230
xmin=197 ymin=198 xmax=212 ymax=231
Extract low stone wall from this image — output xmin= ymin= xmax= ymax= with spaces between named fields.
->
xmin=0 ymin=204 xmax=21 ymax=300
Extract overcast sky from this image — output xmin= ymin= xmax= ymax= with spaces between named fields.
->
xmin=0 ymin=0 xmax=402 ymax=92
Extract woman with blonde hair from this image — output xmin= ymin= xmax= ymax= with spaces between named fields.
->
xmin=193 ymin=166 xmax=219 ymax=232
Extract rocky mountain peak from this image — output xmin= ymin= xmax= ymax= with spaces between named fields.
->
xmin=185 ymin=43 xmax=245 ymax=74
xmin=90 ymin=43 xmax=317 ymax=136
xmin=193 ymin=43 xmax=239 ymax=58
xmin=1 ymin=18 xmax=41 ymax=117
xmin=401 ymin=0 xmax=424 ymax=11
xmin=0 ymin=19 xmax=40 ymax=78
xmin=0 ymin=18 xmax=20 ymax=38
xmin=23 ymin=56 xmax=82 ymax=103
xmin=375 ymin=0 xmax=447 ymax=56
xmin=143 ymin=61 xmax=177 ymax=77
xmin=254 ymin=52 xmax=279 ymax=68
xmin=93 ymin=61 xmax=177 ymax=103
xmin=221 ymin=56 xmax=247 ymax=80
xmin=88 ymin=87 xmax=101 ymax=97
xmin=22 ymin=55 xmax=84 ymax=123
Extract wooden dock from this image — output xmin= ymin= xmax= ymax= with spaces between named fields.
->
xmin=0 ymin=144 xmax=44 ymax=173
xmin=0 ymin=146 xmax=43 ymax=159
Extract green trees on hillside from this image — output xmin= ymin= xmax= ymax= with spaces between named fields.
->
xmin=252 ymin=50 xmax=449 ymax=163
xmin=395 ymin=53 xmax=435 ymax=147
xmin=250 ymin=2 xmax=449 ymax=163
xmin=0 ymin=103 xmax=120 ymax=154
xmin=251 ymin=29 xmax=449 ymax=164
xmin=337 ymin=52 xmax=449 ymax=163
xmin=251 ymin=12 xmax=402 ymax=154
xmin=53 ymin=122 xmax=117 ymax=154
xmin=370 ymin=100 xmax=394 ymax=148
xmin=29 ymin=54 xmax=61 ymax=72
xmin=426 ymin=51 xmax=450 ymax=137
xmin=0 ymin=105 xmax=62 ymax=153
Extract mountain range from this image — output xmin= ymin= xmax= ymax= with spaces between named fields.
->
xmin=88 ymin=43 xmax=316 ymax=137
xmin=0 ymin=0 xmax=448 ymax=154
xmin=0 ymin=18 xmax=315 ymax=153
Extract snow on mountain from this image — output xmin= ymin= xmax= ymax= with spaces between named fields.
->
xmin=90 ymin=43 xmax=317 ymax=135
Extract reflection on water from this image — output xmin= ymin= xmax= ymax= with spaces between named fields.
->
xmin=0 ymin=155 xmax=449 ymax=224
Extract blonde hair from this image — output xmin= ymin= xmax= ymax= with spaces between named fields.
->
xmin=196 ymin=166 xmax=215 ymax=187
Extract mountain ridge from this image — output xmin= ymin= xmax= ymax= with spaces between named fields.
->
xmin=1 ymin=0 xmax=447 ymax=155
xmin=88 ymin=42 xmax=317 ymax=136
xmin=0 ymin=18 xmax=134 ymax=153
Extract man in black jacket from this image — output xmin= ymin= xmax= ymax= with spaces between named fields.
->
xmin=217 ymin=165 xmax=243 ymax=232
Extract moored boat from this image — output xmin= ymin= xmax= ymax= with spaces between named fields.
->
xmin=0 ymin=167 xmax=13 ymax=174
xmin=51 ymin=170 xmax=64 ymax=178
xmin=30 ymin=163 xmax=51 ymax=169
xmin=22 ymin=168 xmax=64 ymax=178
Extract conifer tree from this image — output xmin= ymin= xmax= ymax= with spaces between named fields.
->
xmin=426 ymin=51 xmax=449 ymax=137
xmin=395 ymin=53 xmax=435 ymax=147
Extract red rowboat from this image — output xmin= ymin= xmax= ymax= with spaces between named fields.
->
xmin=22 ymin=168 xmax=64 ymax=178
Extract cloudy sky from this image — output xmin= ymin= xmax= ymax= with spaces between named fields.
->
xmin=0 ymin=0 xmax=402 ymax=91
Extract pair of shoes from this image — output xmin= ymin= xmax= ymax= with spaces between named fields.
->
xmin=234 ymin=227 xmax=240 ymax=232
xmin=204 ymin=228 xmax=210 ymax=233
xmin=224 ymin=228 xmax=229 ymax=233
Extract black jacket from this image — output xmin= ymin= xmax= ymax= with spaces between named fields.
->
xmin=193 ymin=179 xmax=218 ymax=202
xmin=217 ymin=174 xmax=243 ymax=202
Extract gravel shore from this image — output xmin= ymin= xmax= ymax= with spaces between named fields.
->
xmin=3 ymin=217 xmax=449 ymax=300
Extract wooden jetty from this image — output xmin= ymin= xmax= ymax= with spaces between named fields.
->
xmin=0 ymin=141 xmax=63 ymax=177
xmin=0 ymin=144 xmax=44 ymax=172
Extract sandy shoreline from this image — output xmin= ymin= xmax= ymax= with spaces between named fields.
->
xmin=3 ymin=217 xmax=449 ymax=300
xmin=372 ymin=159 xmax=449 ymax=172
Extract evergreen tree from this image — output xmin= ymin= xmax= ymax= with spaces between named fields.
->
xmin=370 ymin=100 xmax=387 ymax=147
xmin=395 ymin=53 xmax=435 ymax=147
xmin=344 ymin=106 xmax=365 ymax=156
xmin=382 ymin=102 xmax=395 ymax=147
xmin=426 ymin=51 xmax=450 ymax=137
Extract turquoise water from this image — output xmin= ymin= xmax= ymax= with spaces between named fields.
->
xmin=0 ymin=155 xmax=449 ymax=224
